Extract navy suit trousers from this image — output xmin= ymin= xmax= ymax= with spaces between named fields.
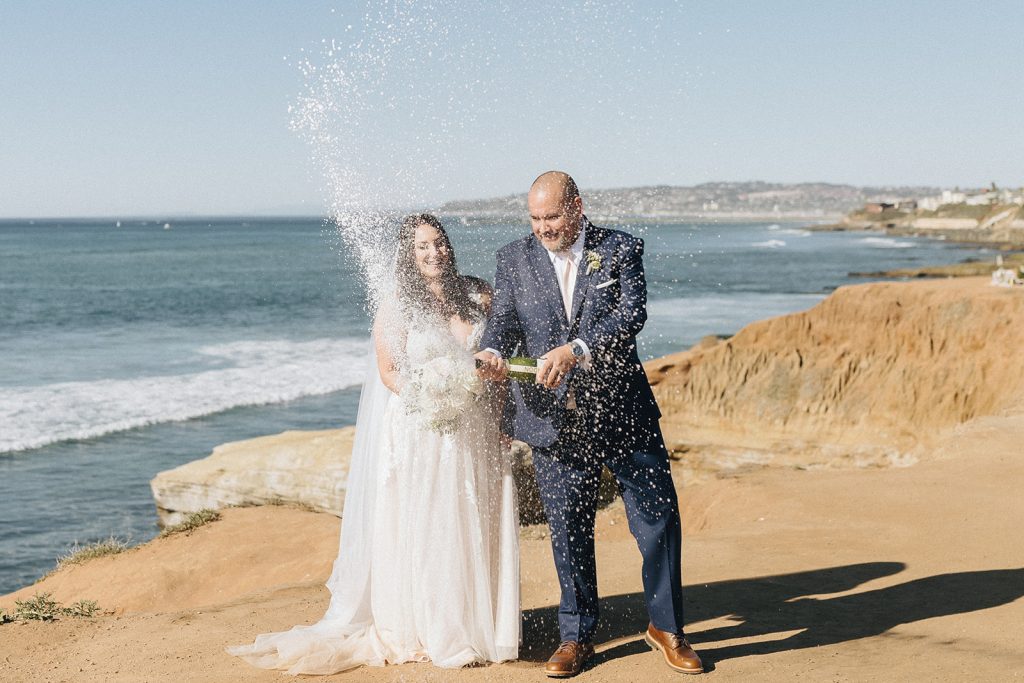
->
xmin=531 ymin=408 xmax=685 ymax=643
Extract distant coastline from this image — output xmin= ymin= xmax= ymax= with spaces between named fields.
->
xmin=438 ymin=180 xmax=937 ymax=225
xmin=812 ymin=186 xmax=1024 ymax=248
xmin=0 ymin=180 xmax=956 ymax=226
xmin=442 ymin=211 xmax=842 ymax=225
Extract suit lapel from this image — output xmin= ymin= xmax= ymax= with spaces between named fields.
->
xmin=569 ymin=221 xmax=601 ymax=324
xmin=526 ymin=236 xmax=569 ymax=326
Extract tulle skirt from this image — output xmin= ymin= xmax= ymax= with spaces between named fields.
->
xmin=225 ymin=395 xmax=520 ymax=675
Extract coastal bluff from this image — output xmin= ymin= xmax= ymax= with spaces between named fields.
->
xmin=6 ymin=276 xmax=1024 ymax=681
xmin=151 ymin=433 xmax=602 ymax=526
xmin=150 ymin=428 xmax=355 ymax=527
xmin=647 ymin=276 xmax=1024 ymax=468
xmin=150 ymin=277 xmax=1024 ymax=521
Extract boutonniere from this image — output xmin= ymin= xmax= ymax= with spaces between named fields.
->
xmin=584 ymin=250 xmax=602 ymax=275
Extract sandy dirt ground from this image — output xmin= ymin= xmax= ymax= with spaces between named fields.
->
xmin=4 ymin=407 xmax=1023 ymax=682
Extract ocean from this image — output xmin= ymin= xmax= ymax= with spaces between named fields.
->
xmin=0 ymin=217 xmax=993 ymax=593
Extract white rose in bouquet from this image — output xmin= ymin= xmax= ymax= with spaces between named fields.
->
xmin=401 ymin=351 xmax=485 ymax=435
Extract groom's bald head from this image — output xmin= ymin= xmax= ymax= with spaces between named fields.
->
xmin=528 ymin=171 xmax=583 ymax=252
xmin=530 ymin=171 xmax=579 ymax=206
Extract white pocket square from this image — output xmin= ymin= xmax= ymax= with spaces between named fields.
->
xmin=595 ymin=278 xmax=618 ymax=289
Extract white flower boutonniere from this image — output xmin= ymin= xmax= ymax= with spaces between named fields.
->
xmin=585 ymin=250 xmax=602 ymax=275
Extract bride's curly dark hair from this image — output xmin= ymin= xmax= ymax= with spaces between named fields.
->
xmin=396 ymin=213 xmax=487 ymax=322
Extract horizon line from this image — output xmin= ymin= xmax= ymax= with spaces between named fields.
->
xmin=4 ymin=177 xmax=1019 ymax=222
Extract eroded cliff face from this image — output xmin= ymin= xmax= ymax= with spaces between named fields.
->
xmin=150 ymin=278 xmax=1023 ymax=521
xmin=149 ymin=428 xmax=356 ymax=527
xmin=647 ymin=277 xmax=1024 ymax=467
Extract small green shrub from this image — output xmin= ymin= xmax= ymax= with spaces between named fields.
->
xmin=64 ymin=600 xmax=100 ymax=618
xmin=160 ymin=509 xmax=222 ymax=537
xmin=15 ymin=592 xmax=64 ymax=621
xmin=12 ymin=593 xmax=101 ymax=621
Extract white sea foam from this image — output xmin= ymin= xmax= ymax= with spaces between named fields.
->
xmin=0 ymin=337 xmax=370 ymax=454
xmin=859 ymin=237 xmax=914 ymax=249
xmin=751 ymin=239 xmax=787 ymax=248
xmin=765 ymin=224 xmax=810 ymax=237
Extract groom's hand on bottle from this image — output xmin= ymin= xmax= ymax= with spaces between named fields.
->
xmin=474 ymin=350 xmax=508 ymax=381
xmin=536 ymin=344 xmax=577 ymax=389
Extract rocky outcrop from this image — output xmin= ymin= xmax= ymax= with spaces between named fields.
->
xmin=850 ymin=253 xmax=1024 ymax=279
xmin=910 ymin=217 xmax=979 ymax=230
xmin=828 ymin=204 xmax=1024 ymax=246
xmin=150 ymin=431 xmax=613 ymax=528
xmin=152 ymin=278 xmax=1024 ymax=522
xmin=647 ymin=277 xmax=1024 ymax=467
xmin=150 ymin=428 xmax=355 ymax=527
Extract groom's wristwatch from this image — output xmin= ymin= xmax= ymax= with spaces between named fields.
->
xmin=569 ymin=340 xmax=585 ymax=359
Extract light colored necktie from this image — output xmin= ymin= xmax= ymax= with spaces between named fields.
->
xmin=560 ymin=256 xmax=575 ymax=319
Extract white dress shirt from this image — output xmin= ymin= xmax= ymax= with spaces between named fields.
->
xmin=546 ymin=224 xmax=593 ymax=367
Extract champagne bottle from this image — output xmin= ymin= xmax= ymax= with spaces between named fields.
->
xmin=476 ymin=356 xmax=543 ymax=383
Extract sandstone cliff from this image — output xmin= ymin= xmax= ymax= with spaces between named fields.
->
xmin=831 ymin=204 xmax=1024 ymax=246
xmin=150 ymin=431 xmax=608 ymax=526
xmin=152 ymin=278 xmax=1024 ymax=519
xmin=150 ymin=428 xmax=355 ymax=527
xmin=647 ymin=277 xmax=1024 ymax=468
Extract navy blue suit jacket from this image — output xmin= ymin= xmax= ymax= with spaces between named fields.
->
xmin=481 ymin=219 xmax=661 ymax=450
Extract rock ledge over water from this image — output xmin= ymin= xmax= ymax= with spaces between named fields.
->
xmin=150 ymin=428 xmax=355 ymax=527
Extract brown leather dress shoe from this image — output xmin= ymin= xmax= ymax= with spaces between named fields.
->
xmin=543 ymin=640 xmax=595 ymax=678
xmin=645 ymin=623 xmax=704 ymax=674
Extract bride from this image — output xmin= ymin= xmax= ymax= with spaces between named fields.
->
xmin=226 ymin=213 xmax=520 ymax=674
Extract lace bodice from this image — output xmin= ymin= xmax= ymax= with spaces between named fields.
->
xmin=402 ymin=291 xmax=487 ymax=366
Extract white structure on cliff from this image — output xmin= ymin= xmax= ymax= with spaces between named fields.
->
xmin=917 ymin=188 xmax=1023 ymax=211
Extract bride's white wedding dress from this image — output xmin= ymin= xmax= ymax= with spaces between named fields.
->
xmin=226 ymin=302 xmax=520 ymax=675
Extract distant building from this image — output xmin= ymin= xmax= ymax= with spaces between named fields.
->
xmin=965 ymin=192 xmax=996 ymax=206
xmin=864 ymin=202 xmax=896 ymax=214
xmin=996 ymin=188 xmax=1024 ymax=205
xmin=906 ymin=187 xmax=1021 ymax=213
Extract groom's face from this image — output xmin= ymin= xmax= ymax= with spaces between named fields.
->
xmin=528 ymin=186 xmax=583 ymax=253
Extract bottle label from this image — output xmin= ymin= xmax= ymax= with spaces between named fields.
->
xmin=507 ymin=356 xmax=540 ymax=382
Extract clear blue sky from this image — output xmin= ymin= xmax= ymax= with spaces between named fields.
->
xmin=1 ymin=1 xmax=1021 ymax=217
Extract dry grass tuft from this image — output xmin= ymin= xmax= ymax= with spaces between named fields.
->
xmin=159 ymin=509 xmax=222 ymax=537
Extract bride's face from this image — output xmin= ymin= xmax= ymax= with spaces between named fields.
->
xmin=414 ymin=223 xmax=451 ymax=281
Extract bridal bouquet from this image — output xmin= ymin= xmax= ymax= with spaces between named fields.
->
xmin=401 ymin=353 xmax=485 ymax=435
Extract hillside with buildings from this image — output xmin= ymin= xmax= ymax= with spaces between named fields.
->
xmin=439 ymin=181 xmax=941 ymax=222
xmin=835 ymin=185 xmax=1024 ymax=245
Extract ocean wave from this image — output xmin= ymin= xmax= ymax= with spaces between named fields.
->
xmin=751 ymin=239 xmax=787 ymax=248
xmin=859 ymin=237 xmax=914 ymax=249
xmin=765 ymin=224 xmax=810 ymax=237
xmin=0 ymin=337 xmax=370 ymax=454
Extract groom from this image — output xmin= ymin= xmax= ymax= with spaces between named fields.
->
xmin=476 ymin=171 xmax=703 ymax=677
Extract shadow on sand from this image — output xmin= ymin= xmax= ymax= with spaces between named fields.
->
xmin=521 ymin=562 xmax=1024 ymax=668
